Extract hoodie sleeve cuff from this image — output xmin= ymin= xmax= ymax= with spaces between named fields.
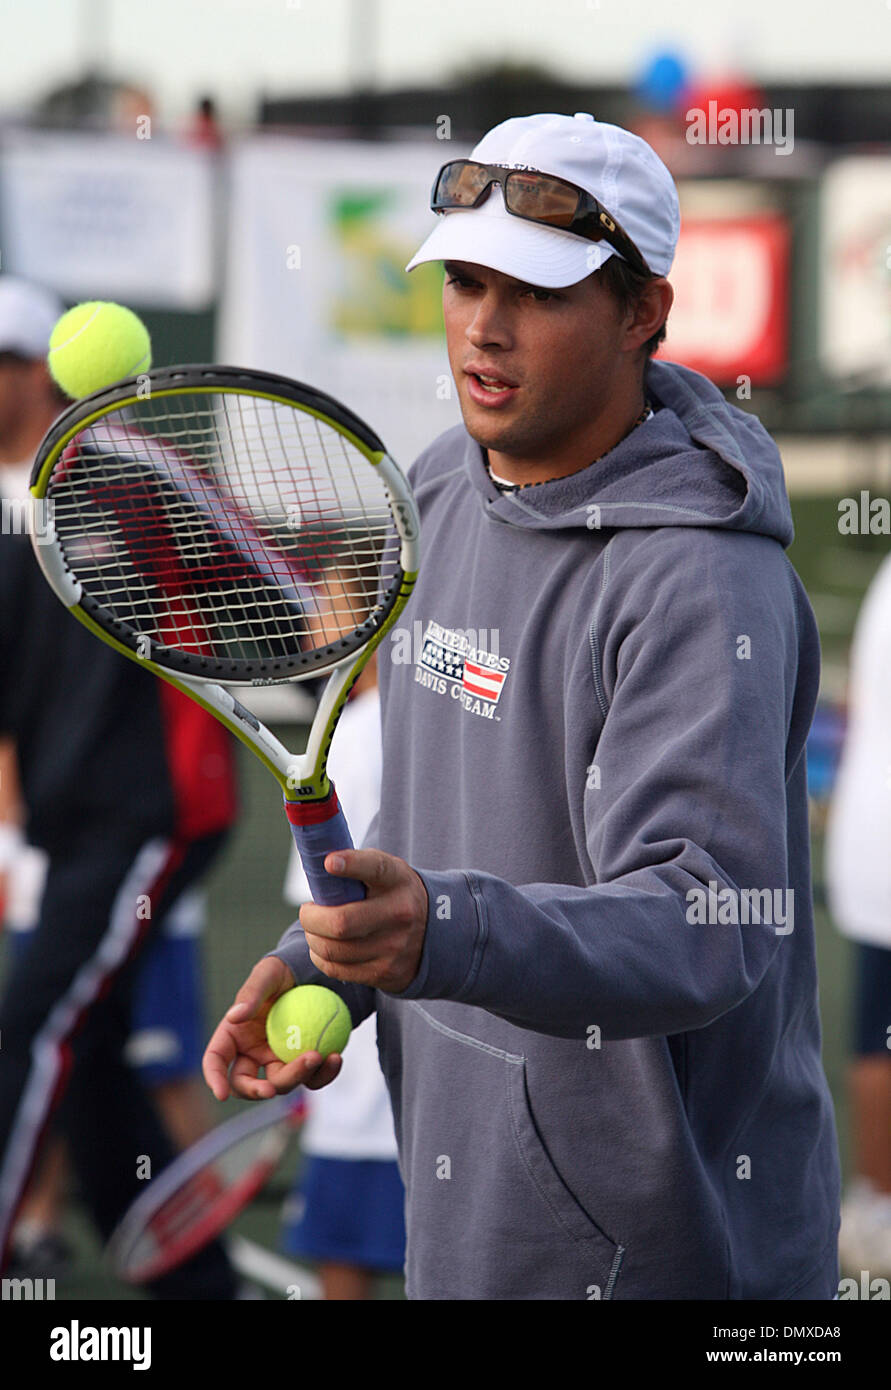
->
xmin=393 ymin=868 xmax=487 ymax=1001
xmin=267 ymin=917 xmax=312 ymax=982
xmin=266 ymin=919 xmax=377 ymax=1026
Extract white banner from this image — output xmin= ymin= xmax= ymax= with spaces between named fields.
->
xmin=0 ymin=130 xmax=217 ymax=308
xmin=218 ymin=134 xmax=462 ymax=469
xmin=820 ymin=156 xmax=891 ymax=384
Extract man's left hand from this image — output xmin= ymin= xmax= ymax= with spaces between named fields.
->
xmin=299 ymin=849 xmax=429 ymax=993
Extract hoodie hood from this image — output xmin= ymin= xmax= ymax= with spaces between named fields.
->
xmin=463 ymin=358 xmax=794 ymax=547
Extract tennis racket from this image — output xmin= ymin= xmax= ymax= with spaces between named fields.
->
xmin=105 ymin=1093 xmax=305 ymax=1284
xmin=28 ymin=365 xmax=419 ymax=907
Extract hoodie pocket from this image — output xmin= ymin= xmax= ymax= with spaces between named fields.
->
xmin=505 ymin=1056 xmax=616 ymax=1253
xmin=395 ymin=1002 xmax=624 ymax=1299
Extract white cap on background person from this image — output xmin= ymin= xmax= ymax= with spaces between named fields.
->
xmin=0 ymin=276 xmax=64 ymax=360
xmin=407 ymin=112 xmax=681 ymax=288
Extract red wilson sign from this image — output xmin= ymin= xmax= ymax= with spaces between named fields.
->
xmin=662 ymin=216 xmax=790 ymax=387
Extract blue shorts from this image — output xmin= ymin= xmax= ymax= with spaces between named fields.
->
xmin=125 ymin=931 xmax=205 ymax=1085
xmin=853 ymin=941 xmax=891 ymax=1056
xmin=281 ymin=1156 xmax=406 ymax=1272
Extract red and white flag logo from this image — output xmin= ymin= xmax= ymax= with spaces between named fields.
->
xmin=462 ymin=660 xmax=506 ymax=704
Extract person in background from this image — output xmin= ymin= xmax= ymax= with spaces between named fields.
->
xmin=185 ymin=96 xmax=224 ymax=151
xmin=0 ymin=276 xmax=239 ymax=1296
xmin=280 ymin=657 xmax=406 ymax=1299
xmin=825 ymin=551 xmax=891 ymax=1277
xmin=3 ymin=837 xmax=222 ymax=1273
xmin=0 ymin=739 xmax=71 ymax=1273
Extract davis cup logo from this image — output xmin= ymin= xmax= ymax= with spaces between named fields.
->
xmin=414 ymin=620 xmax=510 ymax=721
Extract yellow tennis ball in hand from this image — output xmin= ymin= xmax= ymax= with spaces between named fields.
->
xmin=265 ymin=985 xmax=352 ymax=1064
xmin=48 ymin=301 xmax=152 ymax=399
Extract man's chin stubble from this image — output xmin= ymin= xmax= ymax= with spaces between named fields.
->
xmin=459 ymin=404 xmax=555 ymax=461
xmin=466 ymin=426 xmax=564 ymax=467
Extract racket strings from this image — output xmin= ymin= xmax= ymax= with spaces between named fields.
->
xmin=47 ymin=390 xmax=400 ymax=669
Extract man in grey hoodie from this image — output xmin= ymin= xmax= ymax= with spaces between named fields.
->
xmin=204 ymin=114 xmax=841 ymax=1301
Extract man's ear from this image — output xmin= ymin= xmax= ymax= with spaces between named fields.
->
xmin=624 ymin=278 xmax=673 ymax=353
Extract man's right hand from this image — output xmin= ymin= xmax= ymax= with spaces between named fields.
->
xmin=202 ymin=954 xmax=344 ymax=1101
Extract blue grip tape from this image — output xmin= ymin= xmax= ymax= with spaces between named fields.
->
xmin=286 ymin=798 xmax=366 ymax=907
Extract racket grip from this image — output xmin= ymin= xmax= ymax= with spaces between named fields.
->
xmin=284 ymin=788 xmax=367 ymax=906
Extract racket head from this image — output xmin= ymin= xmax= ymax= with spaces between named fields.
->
xmin=106 ymin=1093 xmax=303 ymax=1284
xmin=29 ymin=365 xmax=419 ymax=687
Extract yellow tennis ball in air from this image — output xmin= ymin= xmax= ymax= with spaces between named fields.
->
xmin=48 ymin=301 xmax=152 ymax=399
xmin=265 ymin=985 xmax=352 ymax=1064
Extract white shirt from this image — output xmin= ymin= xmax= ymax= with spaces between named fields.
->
xmin=0 ymin=461 xmax=32 ymax=502
xmin=824 ymin=553 xmax=891 ymax=945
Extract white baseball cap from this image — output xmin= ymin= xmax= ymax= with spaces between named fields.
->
xmin=406 ymin=112 xmax=680 ymax=288
xmin=0 ymin=276 xmax=64 ymax=360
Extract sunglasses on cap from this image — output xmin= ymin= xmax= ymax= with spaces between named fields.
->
xmin=431 ymin=159 xmax=652 ymax=279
